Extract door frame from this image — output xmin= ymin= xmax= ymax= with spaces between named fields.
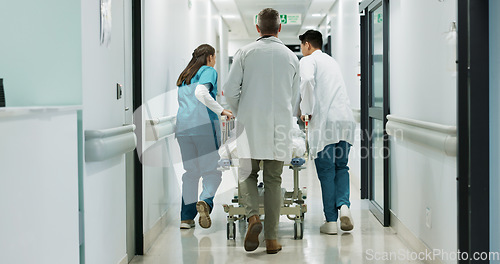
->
xmin=360 ymin=0 xmax=390 ymax=227
xmin=123 ymin=0 xmax=137 ymax=261
xmin=132 ymin=0 xmax=144 ymax=256
xmin=457 ymin=0 xmax=490 ymax=262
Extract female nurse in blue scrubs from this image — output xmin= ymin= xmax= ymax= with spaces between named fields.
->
xmin=175 ymin=44 xmax=233 ymax=229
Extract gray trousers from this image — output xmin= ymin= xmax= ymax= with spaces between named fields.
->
xmin=239 ymin=159 xmax=284 ymax=240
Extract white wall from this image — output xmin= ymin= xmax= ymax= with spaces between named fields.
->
xmin=217 ymin=21 xmax=230 ymax=91
xmin=141 ymin=0 xmax=228 ymax=247
xmin=0 ymin=0 xmax=82 ymax=107
xmin=389 ymin=1 xmax=457 ymax=125
xmin=329 ymin=0 xmax=360 ymax=110
xmin=328 ymin=0 xmax=362 ymax=187
xmin=0 ymin=109 xmax=80 ymax=264
xmin=81 ymin=0 xmax=130 ymax=263
xmin=490 ymin=0 xmax=500 ymax=261
xmin=389 ymin=1 xmax=457 ymax=263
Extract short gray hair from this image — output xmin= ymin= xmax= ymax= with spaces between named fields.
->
xmin=257 ymin=8 xmax=280 ymax=35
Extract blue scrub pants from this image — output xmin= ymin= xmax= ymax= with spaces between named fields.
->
xmin=314 ymin=141 xmax=351 ymax=222
xmin=177 ymin=135 xmax=222 ymax=221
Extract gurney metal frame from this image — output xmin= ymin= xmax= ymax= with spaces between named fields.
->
xmin=219 ymin=116 xmax=309 ymax=240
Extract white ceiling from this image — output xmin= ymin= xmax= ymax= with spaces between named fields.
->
xmin=213 ymin=0 xmax=338 ymax=40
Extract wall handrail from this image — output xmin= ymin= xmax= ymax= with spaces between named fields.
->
xmin=147 ymin=115 xmax=176 ymax=125
xmin=386 ymin=115 xmax=457 ymax=156
xmin=387 ymin=115 xmax=456 ymax=135
xmin=85 ymin=124 xmax=137 ymax=162
xmin=145 ymin=115 xmax=176 ymax=141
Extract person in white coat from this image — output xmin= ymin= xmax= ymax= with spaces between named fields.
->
xmin=224 ymin=8 xmax=300 ymax=254
xmin=299 ymin=30 xmax=356 ymax=235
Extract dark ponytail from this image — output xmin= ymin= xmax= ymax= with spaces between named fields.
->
xmin=176 ymin=44 xmax=215 ymax=86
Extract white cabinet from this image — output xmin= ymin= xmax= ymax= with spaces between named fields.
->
xmin=0 ymin=106 xmax=80 ymax=263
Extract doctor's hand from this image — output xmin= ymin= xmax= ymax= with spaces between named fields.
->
xmin=300 ymin=115 xmax=312 ymax=122
xmin=221 ymin=109 xmax=234 ymax=120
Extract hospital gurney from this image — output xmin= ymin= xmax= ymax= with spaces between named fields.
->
xmin=218 ymin=116 xmax=309 ymax=240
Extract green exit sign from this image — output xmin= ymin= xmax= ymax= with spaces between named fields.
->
xmin=255 ymin=14 xmax=302 ymax=25
xmin=280 ymin=15 xmax=287 ymax=24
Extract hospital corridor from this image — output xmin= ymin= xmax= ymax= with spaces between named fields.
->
xmin=0 ymin=0 xmax=499 ymax=264
xmin=129 ymin=163 xmax=425 ymax=264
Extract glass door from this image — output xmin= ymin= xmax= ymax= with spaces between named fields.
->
xmin=360 ymin=0 xmax=390 ymax=226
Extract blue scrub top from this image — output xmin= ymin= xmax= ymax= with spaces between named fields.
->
xmin=175 ymin=66 xmax=220 ymax=143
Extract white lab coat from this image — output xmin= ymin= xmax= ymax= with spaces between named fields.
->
xmin=224 ymin=36 xmax=300 ymax=162
xmin=300 ymin=50 xmax=356 ymax=158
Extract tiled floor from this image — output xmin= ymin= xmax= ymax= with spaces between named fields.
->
xmin=131 ymin=162 xmax=424 ymax=264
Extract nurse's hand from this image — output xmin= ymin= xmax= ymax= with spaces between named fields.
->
xmin=300 ymin=115 xmax=312 ymax=122
xmin=221 ymin=109 xmax=234 ymax=119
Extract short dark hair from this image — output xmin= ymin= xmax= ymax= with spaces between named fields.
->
xmin=299 ymin=30 xmax=323 ymax=49
xmin=257 ymin=8 xmax=280 ymax=35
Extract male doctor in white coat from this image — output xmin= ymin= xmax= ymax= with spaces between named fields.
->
xmin=299 ymin=30 xmax=356 ymax=235
xmin=224 ymin=8 xmax=300 ymax=254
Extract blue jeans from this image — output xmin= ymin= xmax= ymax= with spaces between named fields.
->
xmin=177 ymin=135 xmax=222 ymax=221
xmin=314 ymin=141 xmax=351 ymax=222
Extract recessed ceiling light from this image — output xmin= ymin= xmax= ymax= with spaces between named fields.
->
xmin=312 ymin=14 xmax=324 ymax=17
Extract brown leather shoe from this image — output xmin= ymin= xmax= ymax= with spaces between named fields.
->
xmin=266 ymin=239 xmax=282 ymax=254
xmin=244 ymin=215 xmax=262 ymax=252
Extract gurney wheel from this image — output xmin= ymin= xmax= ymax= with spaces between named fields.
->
xmin=227 ymin=222 xmax=236 ymax=240
xmin=294 ymin=222 xmax=303 ymax=240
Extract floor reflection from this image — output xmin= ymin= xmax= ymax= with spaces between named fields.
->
xmin=131 ymin=165 xmax=425 ymax=264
